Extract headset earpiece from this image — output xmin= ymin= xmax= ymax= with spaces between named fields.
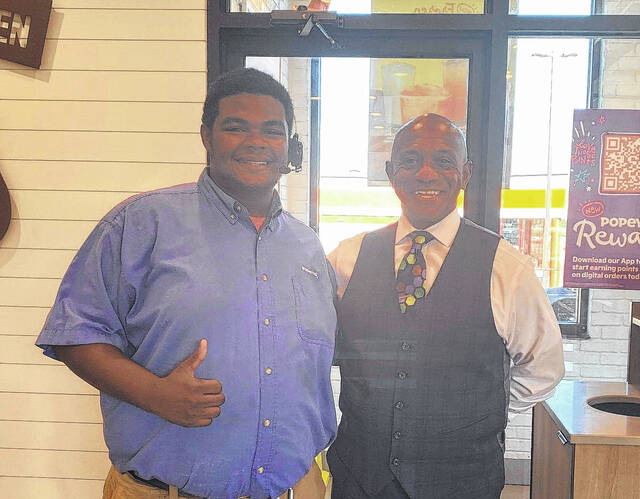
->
xmin=287 ymin=133 xmax=303 ymax=174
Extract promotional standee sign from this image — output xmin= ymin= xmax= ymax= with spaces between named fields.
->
xmin=564 ymin=109 xmax=640 ymax=290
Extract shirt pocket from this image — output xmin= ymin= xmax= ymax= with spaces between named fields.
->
xmin=291 ymin=266 xmax=336 ymax=347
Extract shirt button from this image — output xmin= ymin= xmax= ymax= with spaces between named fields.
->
xmin=263 ymin=419 xmax=271 ymax=427
xmin=401 ymin=342 xmax=411 ymax=351
xmin=234 ymin=203 xmax=241 ymax=212
xmin=265 ymin=367 xmax=273 ymax=375
xmin=397 ymin=371 xmax=407 ymax=380
xmin=395 ymin=401 xmax=405 ymax=410
xmin=230 ymin=214 xmax=236 ymax=220
xmin=261 ymin=274 xmax=268 ymax=281
xmin=393 ymin=431 xmax=402 ymax=440
xmin=263 ymin=318 xmax=270 ymax=326
xmin=257 ymin=466 xmax=264 ymax=474
xmin=391 ymin=458 xmax=400 ymax=466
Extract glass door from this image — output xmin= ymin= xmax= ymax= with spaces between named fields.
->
xmin=246 ymin=55 xmax=470 ymax=253
xmin=219 ymin=22 xmax=489 ymax=241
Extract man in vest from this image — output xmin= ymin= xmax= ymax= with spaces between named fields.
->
xmin=327 ymin=113 xmax=564 ymax=498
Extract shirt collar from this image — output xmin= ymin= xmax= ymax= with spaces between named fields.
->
xmin=395 ymin=209 xmax=461 ymax=248
xmin=197 ymin=168 xmax=283 ymax=230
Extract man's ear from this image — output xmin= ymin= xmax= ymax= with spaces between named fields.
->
xmin=461 ymin=160 xmax=473 ymax=189
xmin=200 ymin=124 xmax=212 ymax=154
xmin=385 ymin=160 xmax=394 ymax=182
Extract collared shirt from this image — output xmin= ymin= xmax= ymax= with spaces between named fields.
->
xmin=328 ymin=209 xmax=565 ymax=415
xmin=36 ymin=169 xmax=337 ymax=499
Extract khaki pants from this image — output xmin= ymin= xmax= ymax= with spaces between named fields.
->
xmin=103 ymin=462 xmax=326 ymax=499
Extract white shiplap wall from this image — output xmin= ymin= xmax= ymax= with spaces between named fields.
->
xmin=0 ymin=2 xmax=206 ymax=497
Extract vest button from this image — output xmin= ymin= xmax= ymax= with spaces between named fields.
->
xmin=391 ymin=458 xmax=400 ymax=466
xmin=397 ymin=371 xmax=407 ymax=380
xmin=393 ymin=431 xmax=402 ymax=440
xmin=401 ymin=341 xmax=411 ymax=351
xmin=395 ymin=401 xmax=405 ymax=410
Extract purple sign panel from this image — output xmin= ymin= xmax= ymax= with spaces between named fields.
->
xmin=564 ymin=109 xmax=640 ymax=289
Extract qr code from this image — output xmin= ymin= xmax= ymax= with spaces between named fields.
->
xmin=600 ymin=133 xmax=640 ymax=194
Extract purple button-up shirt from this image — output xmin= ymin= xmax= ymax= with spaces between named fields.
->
xmin=36 ymin=169 xmax=337 ymax=499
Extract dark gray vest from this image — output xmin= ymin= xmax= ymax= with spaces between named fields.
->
xmin=328 ymin=219 xmax=509 ymax=499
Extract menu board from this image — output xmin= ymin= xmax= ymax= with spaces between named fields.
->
xmin=563 ymin=109 xmax=640 ymax=289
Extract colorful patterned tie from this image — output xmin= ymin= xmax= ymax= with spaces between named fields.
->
xmin=396 ymin=231 xmax=434 ymax=313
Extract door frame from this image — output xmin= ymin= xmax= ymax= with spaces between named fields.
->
xmin=208 ymin=7 xmax=503 ymax=232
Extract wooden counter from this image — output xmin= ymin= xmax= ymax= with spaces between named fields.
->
xmin=542 ymin=379 xmax=640 ymax=446
xmin=531 ymin=380 xmax=640 ymax=499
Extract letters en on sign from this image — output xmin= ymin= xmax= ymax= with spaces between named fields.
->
xmin=0 ymin=0 xmax=51 ymax=69
xmin=563 ymin=109 xmax=640 ymax=290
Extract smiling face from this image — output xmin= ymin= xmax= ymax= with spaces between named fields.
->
xmin=386 ymin=114 xmax=472 ymax=229
xmin=200 ymin=93 xmax=288 ymax=206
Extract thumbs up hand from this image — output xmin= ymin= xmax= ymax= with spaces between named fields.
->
xmin=153 ymin=339 xmax=225 ymax=427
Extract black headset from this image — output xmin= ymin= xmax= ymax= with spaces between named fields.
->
xmin=281 ymin=132 xmax=303 ymax=174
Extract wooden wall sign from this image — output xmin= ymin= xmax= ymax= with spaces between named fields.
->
xmin=0 ymin=0 xmax=51 ymax=69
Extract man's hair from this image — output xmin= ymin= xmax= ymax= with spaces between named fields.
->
xmin=201 ymin=68 xmax=294 ymax=133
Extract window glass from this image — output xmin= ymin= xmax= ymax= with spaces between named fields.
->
xmin=246 ymin=55 xmax=469 ymax=253
xmin=510 ymin=0 xmax=640 ymax=15
xmin=319 ymin=56 xmax=469 ymax=252
xmin=230 ymin=0 xmax=484 ymax=14
xmin=503 ymin=35 xmax=640 ymax=326
xmin=503 ymin=37 xmax=590 ymax=323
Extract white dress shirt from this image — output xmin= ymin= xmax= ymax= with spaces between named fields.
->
xmin=328 ymin=209 xmax=565 ymax=415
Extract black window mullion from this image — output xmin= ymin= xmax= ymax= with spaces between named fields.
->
xmin=473 ymin=25 xmax=508 ymax=232
xmin=507 ymin=15 xmax=640 ymax=37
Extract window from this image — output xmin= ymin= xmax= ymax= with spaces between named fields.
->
xmin=502 ymin=35 xmax=591 ymax=336
xmin=230 ymin=0 xmax=485 ymax=14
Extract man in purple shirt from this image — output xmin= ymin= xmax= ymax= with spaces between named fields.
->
xmin=36 ymin=68 xmax=337 ymax=499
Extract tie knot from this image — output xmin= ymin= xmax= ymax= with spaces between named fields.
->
xmin=410 ymin=231 xmax=433 ymax=247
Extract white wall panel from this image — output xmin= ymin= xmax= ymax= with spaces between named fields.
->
xmin=0 ymin=421 xmax=107 ymax=451
xmin=0 ymin=220 xmax=98 ymax=250
xmin=0 ymin=449 xmax=109 ymax=479
xmin=9 ymin=191 xmax=135 ymax=221
xmin=0 ymin=278 xmax=61 ymax=307
xmin=0 ymin=335 xmax=57 ymax=364
xmin=0 ymin=101 xmax=203 ymax=133
xmin=0 ymin=307 xmax=51 ymax=334
xmin=0 ymin=70 xmax=206 ymax=102
xmin=54 ymin=0 xmax=205 ymax=8
xmin=0 ymin=40 xmax=206 ymax=71
xmin=0 ymin=477 xmax=104 ymax=499
xmin=0 ymin=131 xmax=204 ymax=163
xmin=47 ymin=9 xmax=205 ymax=41
xmin=0 ymin=393 xmax=101 ymax=423
xmin=2 ymin=162 xmax=204 ymax=192
xmin=0 ymin=365 xmax=98 ymax=394
xmin=0 ymin=249 xmax=75 ymax=279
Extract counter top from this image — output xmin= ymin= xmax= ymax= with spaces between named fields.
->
xmin=542 ymin=380 xmax=640 ymax=445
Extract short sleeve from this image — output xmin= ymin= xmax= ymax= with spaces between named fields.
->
xmin=36 ymin=218 xmax=134 ymax=360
